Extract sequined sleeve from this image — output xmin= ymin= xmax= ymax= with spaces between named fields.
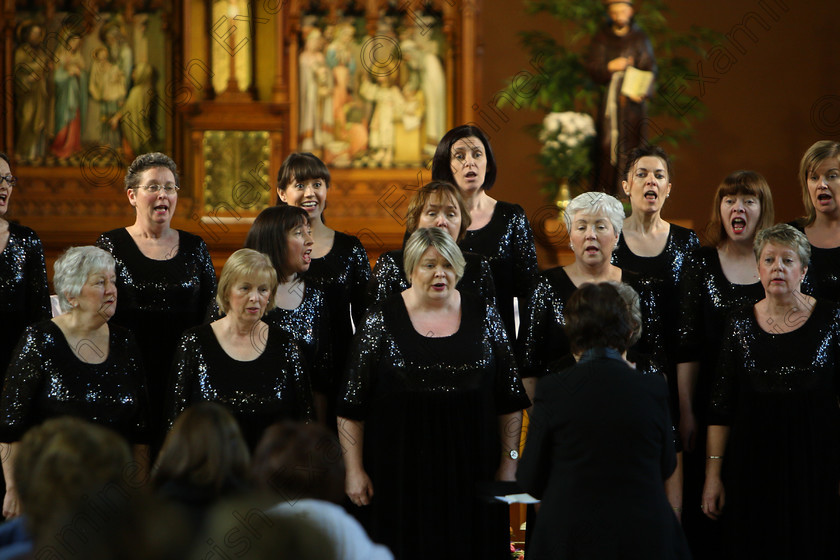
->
xmin=309 ymin=299 xmax=334 ymax=396
xmin=486 ymin=301 xmax=531 ymax=414
xmin=282 ymin=335 xmax=316 ymax=422
xmin=166 ymin=329 xmax=204 ymax=428
xmin=337 ymin=307 xmax=387 ymax=421
xmin=510 ymin=204 xmax=540 ymax=301
xmin=123 ymin=329 xmax=151 ymax=442
xmin=348 ymin=236 xmax=372 ymax=328
xmin=676 ymin=251 xmax=704 ymax=364
xmin=0 ymin=325 xmax=47 ymax=441
xmin=708 ymin=317 xmax=740 ymax=426
xmin=475 ymin=255 xmax=498 ymax=307
xmin=367 ymin=251 xmax=406 ymax=309
xmin=195 ymin=237 xmax=219 ymax=324
xmin=517 ymin=275 xmax=556 ymax=379
xmin=21 ymin=229 xmax=51 ymax=324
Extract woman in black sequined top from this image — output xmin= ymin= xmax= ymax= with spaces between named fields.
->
xmin=790 ymin=140 xmax=840 ymax=302
xmin=367 ymin=180 xmax=495 ymax=308
xmin=276 ymin=153 xmax=370 ymax=389
xmin=0 ymin=246 xmax=149 ymax=518
xmin=676 ymin=171 xmax=773 ymax=557
xmin=613 ymin=146 xmax=700 ymax=375
xmin=702 ymin=224 xmax=840 ymax=558
xmin=96 ymin=153 xmax=217 ymax=447
xmin=0 ymin=152 xmax=52 ymax=375
xmin=431 ymin=125 xmax=538 ymax=341
xmin=517 ymin=191 xmax=683 ymax=514
xmin=168 ymin=249 xmax=313 ymax=450
xmin=338 ymin=229 xmax=529 ymax=560
xmin=244 ymin=205 xmax=332 ymax=423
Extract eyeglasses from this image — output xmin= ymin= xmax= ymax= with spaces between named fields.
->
xmin=0 ymin=175 xmax=17 ymax=187
xmin=134 ymin=184 xmax=179 ymax=194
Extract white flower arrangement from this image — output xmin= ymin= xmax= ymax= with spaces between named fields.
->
xmin=537 ymin=112 xmax=596 ymax=201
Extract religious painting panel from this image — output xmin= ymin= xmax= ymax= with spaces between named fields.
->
xmin=295 ymin=5 xmax=448 ymax=168
xmin=11 ymin=3 xmax=169 ymax=167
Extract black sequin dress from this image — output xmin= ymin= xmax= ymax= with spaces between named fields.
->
xmin=789 ymin=221 xmax=840 ymax=303
xmin=0 ymin=321 xmax=149 ymax=443
xmin=306 ymin=231 xmax=370 ymax=382
xmin=676 ymin=247 xmax=764 ymax=558
xmin=366 ymin=249 xmax=496 ymax=308
xmin=709 ymin=300 xmax=840 ymax=559
xmin=338 ymin=293 xmax=530 ymax=560
xmin=0 ymin=223 xmax=52 ymax=375
xmin=168 ymin=324 xmax=314 ymax=449
xmin=96 ymin=228 xmax=217 ymax=439
xmin=262 ymin=284 xmax=332 ymax=395
xmin=459 ymin=201 xmax=538 ymax=341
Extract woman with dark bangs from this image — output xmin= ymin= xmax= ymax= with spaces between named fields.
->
xmin=244 ymin=205 xmax=332 ymax=423
xmin=276 ymin=153 xmax=370 ymax=400
xmin=675 ymin=170 xmax=773 ymax=558
xmin=431 ymin=125 xmax=538 ymax=342
xmin=790 ymin=140 xmax=840 ymax=302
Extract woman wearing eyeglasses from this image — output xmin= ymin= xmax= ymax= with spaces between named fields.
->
xmin=96 ymin=152 xmax=217 ymax=453
xmin=0 ymin=152 xmax=51 ymax=378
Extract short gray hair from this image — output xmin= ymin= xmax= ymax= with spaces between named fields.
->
xmin=53 ymin=246 xmax=116 ymax=312
xmin=753 ymin=223 xmax=811 ymax=268
xmin=610 ymin=281 xmax=642 ymax=346
xmin=564 ymin=192 xmax=625 ymax=236
xmin=403 ymin=228 xmax=466 ymax=284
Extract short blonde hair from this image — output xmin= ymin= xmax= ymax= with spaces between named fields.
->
xmin=403 ymin=228 xmax=466 ymax=284
xmin=53 ymin=246 xmax=115 ymax=313
xmin=216 ymin=249 xmax=278 ymax=314
xmin=753 ymin=223 xmax=811 ymax=268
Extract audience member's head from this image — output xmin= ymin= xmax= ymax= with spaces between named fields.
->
xmin=15 ymin=417 xmax=133 ymax=541
xmin=252 ymin=421 xmax=345 ymax=505
xmin=153 ymin=403 xmax=251 ymax=498
xmin=191 ymin=496 xmax=336 ymax=560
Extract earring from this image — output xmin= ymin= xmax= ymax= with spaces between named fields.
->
xmin=569 ymin=243 xmax=575 ymax=252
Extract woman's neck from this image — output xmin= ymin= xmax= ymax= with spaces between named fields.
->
xmin=812 ymin=210 xmax=840 ymax=228
xmin=566 ymin=260 xmax=621 ymax=284
xmin=461 ymin=188 xmax=491 ymax=213
xmin=217 ymin=314 xmax=261 ymax=338
xmin=57 ymin=310 xmax=108 ymax=337
xmin=625 ymin=211 xmax=664 ymax=233
xmin=129 ymin=219 xmax=169 ymax=239
xmin=402 ymin=286 xmax=456 ymax=312
xmin=719 ymin=237 xmax=754 ymax=258
xmin=309 ymin=215 xmax=332 ymax=235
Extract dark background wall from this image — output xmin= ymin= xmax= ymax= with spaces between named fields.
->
xmin=480 ymin=0 xmax=840 ymax=266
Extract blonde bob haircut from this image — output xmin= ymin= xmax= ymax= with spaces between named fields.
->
xmin=216 ymin=248 xmax=278 ymax=315
xmin=798 ymin=140 xmax=840 ymax=227
xmin=404 ymin=181 xmax=471 ymax=242
xmin=403 ymin=228 xmax=466 ymax=285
